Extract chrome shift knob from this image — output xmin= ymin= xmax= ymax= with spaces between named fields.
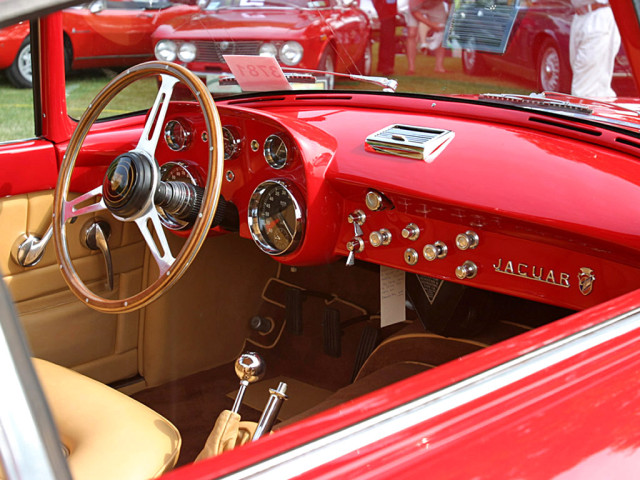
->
xmin=231 ymin=352 xmax=265 ymax=413
xmin=235 ymin=352 xmax=266 ymax=384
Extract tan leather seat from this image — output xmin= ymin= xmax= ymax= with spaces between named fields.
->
xmin=30 ymin=358 xmax=181 ymax=480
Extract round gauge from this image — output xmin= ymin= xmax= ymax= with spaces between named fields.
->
xmin=248 ymin=180 xmax=304 ymax=255
xmin=222 ymin=126 xmax=241 ymax=161
xmin=263 ymin=134 xmax=289 ymax=169
xmin=164 ymin=120 xmax=192 ymax=151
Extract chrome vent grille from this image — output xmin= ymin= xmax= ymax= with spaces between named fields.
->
xmin=365 ymin=124 xmax=454 ymax=161
xmin=194 ymin=41 xmax=264 ymax=63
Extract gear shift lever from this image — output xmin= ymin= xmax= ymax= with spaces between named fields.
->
xmin=231 ymin=352 xmax=265 ymax=413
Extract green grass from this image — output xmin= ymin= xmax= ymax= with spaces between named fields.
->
xmin=0 ymin=68 xmax=159 ymax=143
xmin=0 ymin=75 xmax=35 ymax=142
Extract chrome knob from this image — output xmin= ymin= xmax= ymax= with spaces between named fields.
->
xmin=401 ymin=223 xmax=420 ymax=241
xmin=369 ymin=229 xmax=392 ymax=247
xmin=423 ymin=241 xmax=447 ymax=261
xmin=404 ymin=248 xmax=419 ymax=266
xmin=455 ymin=230 xmax=479 ymax=250
xmin=455 ymin=261 xmax=478 ymax=280
xmin=231 ymin=352 xmax=266 ymax=413
xmin=235 ymin=352 xmax=266 ymax=384
xmin=365 ymin=190 xmax=385 ymax=211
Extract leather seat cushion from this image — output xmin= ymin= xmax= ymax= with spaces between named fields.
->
xmin=33 ymin=358 xmax=181 ymax=480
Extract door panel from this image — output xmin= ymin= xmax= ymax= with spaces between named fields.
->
xmin=0 ymin=190 xmax=146 ymax=384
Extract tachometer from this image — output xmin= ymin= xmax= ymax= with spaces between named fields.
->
xmin=248 ymin=180 xmax=304 ymax=255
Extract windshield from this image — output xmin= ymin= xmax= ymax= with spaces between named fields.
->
xmin=12 ymin=0 xmax=638 ymax=131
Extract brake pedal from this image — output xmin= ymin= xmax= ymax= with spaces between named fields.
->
xmin=286 ymin=287 xmax=304 ymax=335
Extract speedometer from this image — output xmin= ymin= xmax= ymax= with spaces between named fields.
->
xmin=248 ymin=180 xmax=304 ymax=255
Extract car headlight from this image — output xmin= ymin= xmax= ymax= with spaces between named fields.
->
xmin=178 ymin=42 xmax=197 ymax=63
xmin=279 ymin=41 xmax=303 ymax=66
xmin=155 ymin=40 xmax=177 ymax=62
xmin=259 ymin=43 xmax=278 ymax=58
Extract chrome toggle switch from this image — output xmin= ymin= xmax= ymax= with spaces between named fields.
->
xmin=347 ymin=209 xmax=366 ymax=236
xmin=401 ymin=223 xmax=420 ymax=241
xmin=346 ymin=237 xmax=365 ymax=266
xmin=423 ymin=241 xmax=447 ymax=261
xmin=455 ymin=230 xmax=479 ymax=250
xmin=369 ymin=229 xmax=392 ymax=247
xmin=455 ymin=261 xmax=478 ymax=280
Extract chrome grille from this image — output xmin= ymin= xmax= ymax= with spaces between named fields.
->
xmin=194 ymin=41 xmax=264 ymax=63
xmin=365 ymin=124 xmax=454 ymax=161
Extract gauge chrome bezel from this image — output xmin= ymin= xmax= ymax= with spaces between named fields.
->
xmin=248 ymin=179 xmax=305 ymax=256
xmin=222 ymin=126 xmax=242 ymax=161
xmin=263 ymin=134 xmax=289 ymax=169
xmin=163 ymin=119 xmax=192 ymax=152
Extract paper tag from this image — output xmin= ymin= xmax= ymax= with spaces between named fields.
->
xmin=380 ymin=266 xmax=406 ymax=327
xmin=223 ymin=55 xmax=292 ymax=92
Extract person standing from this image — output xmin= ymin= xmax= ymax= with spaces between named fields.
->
xmin=569 ymin=0 xmax=620 ymax=97
xmin=373 ymin=0 xmax=398 ymax=75
xmin=410 ymin=0 xmax=448 ymax=73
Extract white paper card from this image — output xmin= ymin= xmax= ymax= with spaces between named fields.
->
xmin=380 ymin=266 xmax=406 ymax=327
xmin=223 ymin=55 xmax=292 ymax=91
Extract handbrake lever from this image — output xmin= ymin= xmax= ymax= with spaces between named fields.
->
xmin=252 ymin=382 xmax=288 ymax=441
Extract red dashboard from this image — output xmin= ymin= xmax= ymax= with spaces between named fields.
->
xmin=78 ymin=92 xmax=640 ymax=313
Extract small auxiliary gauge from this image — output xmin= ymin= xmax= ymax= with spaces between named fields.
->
xmin=263 ymin=134 xmax=289 ymax=169
xmin=164 ymin=120 xmax=192 ymax=151
xmin=222 ymin=126 xmax=242 ymax=161
xmin=248 ymin=180 xmax=304 ymax=255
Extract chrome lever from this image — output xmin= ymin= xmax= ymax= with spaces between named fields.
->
xmin=231 ymin=352 xmax=265 ymax=414
xmin=11 ymin=224 xmax=53 ymax=267
xmin=84 ymin=220 xmax=113 ymax=291
xmin=252 ymin=381 xmax=288 ymax=441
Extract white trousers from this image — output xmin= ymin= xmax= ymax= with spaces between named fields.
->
xmin=569 ymin=7 xmax=621 ymax=98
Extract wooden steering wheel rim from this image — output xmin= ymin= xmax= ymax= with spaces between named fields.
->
xmin=53 ymin=61 xmax=224 ymax=314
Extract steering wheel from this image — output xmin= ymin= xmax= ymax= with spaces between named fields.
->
xmin=53 ymin=61 xmax=223 ymax=313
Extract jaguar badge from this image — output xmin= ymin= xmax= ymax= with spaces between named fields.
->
xmin=578 ymin=268 xmax=595 ymax=296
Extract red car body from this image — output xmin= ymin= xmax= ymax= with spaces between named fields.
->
xmin=3 ymin=0 xmax=640 ymax=479
xmin=151 ymin=0 xmax=372 ymax=78
xmin=0 ymin=0 xmax=197 ymax=87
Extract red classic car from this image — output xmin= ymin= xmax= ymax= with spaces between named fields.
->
xmin=3 ymin=0 xmax=640 ymax=479
xmin=151 ymin=0 xmax=373 ymax=89
xmin=0 ymin=0 xmax=196 ymax=88
xmin=452 ymin=0 xmax=635 ymax=95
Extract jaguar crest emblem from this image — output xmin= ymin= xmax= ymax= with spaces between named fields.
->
xmin=578 ymin=268 xmax=595 ymax=296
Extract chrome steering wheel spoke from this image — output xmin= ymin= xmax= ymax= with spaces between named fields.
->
xmin=136 ymin=74 xmax=179 ymax=158
xmin=134 ymin=208 xmax=175 ymax=276
xmin=62 ymin=186 xmax=107 ymax=220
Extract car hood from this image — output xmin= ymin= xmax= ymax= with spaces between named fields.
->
xmin=153 ymin=9 xmax=322 ymax=40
